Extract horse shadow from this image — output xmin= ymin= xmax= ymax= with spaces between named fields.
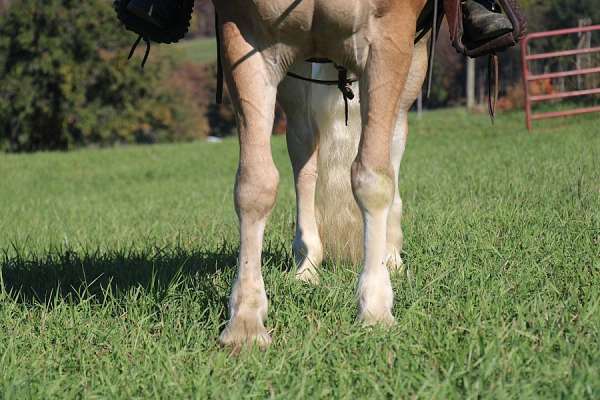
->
xmin=1 ymin=242 xmax=292 ymax=309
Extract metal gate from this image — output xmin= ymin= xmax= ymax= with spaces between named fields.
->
xmin=520 ymin=24 xmax=600 ymax=131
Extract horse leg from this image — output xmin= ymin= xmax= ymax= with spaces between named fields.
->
xmin=218 ymin=22 xmax=281 ymax=348
xmin=279 ymin=65 xmax=323 ymax=284
xmin=386 ymin=38 xmax=430 ymax=275
xmin=352 ymin=11 xmax=418 ymax=326
xmin=288 ymin=131 xmax=322 ymax=283
xmin=385 ymin=117 xmax=409 ymax=274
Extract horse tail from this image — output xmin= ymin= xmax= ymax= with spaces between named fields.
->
xmin=311 ymin=64 xmax=363 ymax=263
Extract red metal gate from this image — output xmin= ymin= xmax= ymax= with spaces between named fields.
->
xmin=520 ymin=24 xmax=600 ymax=130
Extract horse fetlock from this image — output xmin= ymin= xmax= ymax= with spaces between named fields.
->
xmin=229 ymin=281 xmax=268 ymax=317
xmin=386 ymin=219 xmax=404 ymax=254
xmin=357 ymin=269 xmax=395 ymax=326
xmin=292 ymin=233 xmax=323 ymax=283
xmin=293 ymin=231 xmax=323 ymax=259
xmin=387 ymin=197 xmax=404 ymax=243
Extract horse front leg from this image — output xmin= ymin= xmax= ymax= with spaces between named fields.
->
xmin=218 ymin=22 xmax=280 ymax=348
xmin=352 ymin=10 xmax=418 ymax=326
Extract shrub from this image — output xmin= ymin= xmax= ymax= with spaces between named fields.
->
xmin=166 ymin=61 xmax=234 ymax=137
xmin=0 ymin=0 xmax=202 ymax=152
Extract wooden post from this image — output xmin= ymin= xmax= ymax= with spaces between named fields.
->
xmin=577 ymin=18 xmax=592 ymax=90
xmin=521 ymin=38 xmax=532 ymax=131
xmin=466 ymin=57 xmax=476 ymax=110
xmin=478 ymin=71 xmax=485 ymax=106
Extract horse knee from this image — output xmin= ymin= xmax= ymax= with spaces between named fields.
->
xmin=235 ymin=161 xmax=279 ymax=220
xmin=351 ymin=161 xmax=394 ymax=213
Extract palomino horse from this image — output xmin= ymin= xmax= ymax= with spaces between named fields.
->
xmin=214 ymin=0 xmax=430 ymax=347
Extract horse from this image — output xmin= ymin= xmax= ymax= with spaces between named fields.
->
xmin=213 ymin=0 xmax=431 ymax=348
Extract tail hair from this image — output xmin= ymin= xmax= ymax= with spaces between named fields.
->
xmin=312 ymin=66 xmax=363 ymax=263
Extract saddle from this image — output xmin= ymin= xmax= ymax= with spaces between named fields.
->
xmin=114 ymin=0 xmax=194 ymax=67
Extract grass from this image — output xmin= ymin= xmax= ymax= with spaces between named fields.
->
xmin=161 ymin=37 xmax=217 ymax=65
xmin=1 ymin=109 xmax=599 ymax=399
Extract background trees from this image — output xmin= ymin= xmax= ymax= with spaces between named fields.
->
xmin=0 ymin=0 xmax=203 ymax=152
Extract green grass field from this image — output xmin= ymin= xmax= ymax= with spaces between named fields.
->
xmin=164 ymin=37 xmax=217 ymax=65
xmin=1 ymin=110 xmax=599 ymax=399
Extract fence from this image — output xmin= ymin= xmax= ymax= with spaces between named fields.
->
xmin=520 ymin=24 xmax=600 ymax=130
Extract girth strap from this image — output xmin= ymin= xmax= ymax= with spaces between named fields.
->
xmin=286 ymin=65 xmax=357 ymax=126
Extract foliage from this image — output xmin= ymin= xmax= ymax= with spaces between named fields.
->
xmin=540 ymin=0 xmax=600 ymax=31
xmin=0 ymin=0 xmax=202 ymax=152
xmin=166 ymin=60 xmax=236 ymax=137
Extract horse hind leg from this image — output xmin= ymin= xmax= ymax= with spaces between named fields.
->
xmin=279 ymin=64 xmax=323 ymax=284
xmin=288 ymin=130 xmax=322 ymax=284
xmin=218 ymin=22 xmax=282 ymax=348
xmin=352 ymin=10 xmax=418 ymax=326
xmin=386 ymin=36 xmax=430 ymax=276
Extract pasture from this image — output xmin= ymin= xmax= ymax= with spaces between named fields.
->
xmin=1 ymin=109 xmax=599 ymax=398
xmin=166 ymin=37 xmax=217 ymax=65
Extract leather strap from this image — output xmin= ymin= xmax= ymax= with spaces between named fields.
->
xmin=286 ymin=67 xmax=357 ymax=126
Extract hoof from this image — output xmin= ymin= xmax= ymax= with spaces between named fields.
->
xmin=357 ymin=269 xmax=395 ymax=327
xmin=358 ymin=309 xmax=396 ymax=327
xmin=295 ymin=265 xmax=320 ymax=285
xmin=219 ymin=319 xmax=272 ymax=350
xmin=386 ymin=250 xmax=412 ymax=279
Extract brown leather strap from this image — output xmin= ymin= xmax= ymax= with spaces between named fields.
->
xmin=488 ymin=53 xmax=499 ymax=121
xmin=444 ymin=0 xmax=462 ymax=45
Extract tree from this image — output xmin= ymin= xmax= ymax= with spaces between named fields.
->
xmin=0 ymin=0 xmax=200 ymax=152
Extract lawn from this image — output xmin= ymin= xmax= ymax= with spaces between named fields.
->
xmin=162 ymin=37 xmax=217 ymax=65
xmin=1 ymin=109 xmax=599 ymax=399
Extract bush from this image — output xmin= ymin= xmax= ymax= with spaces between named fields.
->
xmin=0 ymin=0 xmax=203 ymax=152
xmin=166 ymin=61 xmax=235 ymax=137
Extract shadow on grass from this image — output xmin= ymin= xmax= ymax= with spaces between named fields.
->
xmin=0 ymin=242 xmax=292 ymax=306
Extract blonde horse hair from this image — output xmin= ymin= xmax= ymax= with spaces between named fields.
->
xmin=312 ymin=66 xmax=363 ymax=264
